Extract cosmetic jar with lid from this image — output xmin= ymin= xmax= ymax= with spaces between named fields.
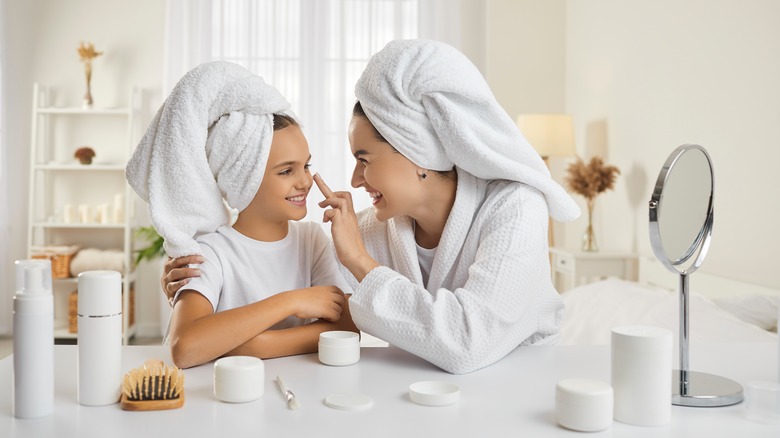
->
xmin=611 ymin=325 xmax=672 ymax=426
xmin=555 ymin=378 xmax=613 ymax=432
xmin=213 ymin=356 xmax=264 ymax=403
xmin=318 ymin=331 xmax=360 ymax=366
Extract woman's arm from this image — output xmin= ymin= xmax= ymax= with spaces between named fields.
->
xmin=168 ymin=285 xmax=346 ymax=368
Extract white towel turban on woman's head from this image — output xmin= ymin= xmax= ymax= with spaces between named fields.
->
xmin=354 ymin=39 xmax=580 ymax=222
xmin=126 ymin=61 xmax=296 ymax=257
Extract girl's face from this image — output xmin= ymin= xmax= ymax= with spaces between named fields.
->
xmin=348 ymin=116 xmax=420 ymax=222
xmin=245 ymin=124 xmax=312 ymax=223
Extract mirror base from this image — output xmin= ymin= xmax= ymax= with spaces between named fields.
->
xmin=672 ymin=370 xmax=744 ymax=407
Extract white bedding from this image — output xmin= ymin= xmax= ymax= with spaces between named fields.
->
xmin=560 ymin=279 xmax=778 ymax=345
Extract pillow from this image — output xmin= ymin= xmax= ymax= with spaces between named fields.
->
xmin=711 ymin=294 xmax=779 ymax=332
xmin=69 ymin=248 xmax=126 ymax=276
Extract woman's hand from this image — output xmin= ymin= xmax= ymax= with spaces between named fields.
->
xmin=314 ymin=174 xmax=379 ymax=280
xmin=161 ymin=255 xmax=205 ymax=305
xmin=287 ymin=286 xmax=346 ymax=322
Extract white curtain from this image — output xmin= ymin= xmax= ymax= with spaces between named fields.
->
xmin=164 ymin=0 xmax=430 ymax=216
xmin=0 ymin=0 xmax=8 ymax=334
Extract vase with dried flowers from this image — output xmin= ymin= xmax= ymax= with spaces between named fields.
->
xmin=565 ymin=157 xmax=620 ymax=252
xmin=77 ymin=42 xmax=103 ymax=109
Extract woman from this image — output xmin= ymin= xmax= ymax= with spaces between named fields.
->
xmin=164 ymin=40 xmax=579 ymax=374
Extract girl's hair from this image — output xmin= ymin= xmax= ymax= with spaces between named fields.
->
xmin=273 ymin=114 xmax=298 ymax=131
xmin=352 ymin=101 xmax=455 ymax=179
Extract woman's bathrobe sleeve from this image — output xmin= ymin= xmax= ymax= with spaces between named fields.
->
xmin=347 ymin=171 xmax=564 ymax=374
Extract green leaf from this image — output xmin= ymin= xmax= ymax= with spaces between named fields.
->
xmin=133 ymin=226 xmax=166 ymax=266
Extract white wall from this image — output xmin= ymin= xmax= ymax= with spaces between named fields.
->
xmin=1 ymin=0 xmax=166 ymax=335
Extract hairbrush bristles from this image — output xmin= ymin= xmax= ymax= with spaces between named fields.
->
xmin=120 ymin=359 xmax=185 ymax=411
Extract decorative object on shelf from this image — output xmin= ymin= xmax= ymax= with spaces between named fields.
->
xmin=565 ymin=157 xmax=620 ymax=252
xmin=134 ymin=226 xmax=166 ymax=266
xmin=74 ymin=146 xmax=95 ymax=165
xmin=77 ymin=42 xmax=103 ymax=109
xmin=69 ymin=248 xmax=126 ymax=276
xmin=30 ymin=245 xmax=81 ymax=279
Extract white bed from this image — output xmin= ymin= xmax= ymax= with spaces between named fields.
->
xmin=560 ymin=256 xmax=779 ymax=346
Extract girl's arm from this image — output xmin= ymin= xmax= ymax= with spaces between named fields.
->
xmin=168 ymin=285 xmax=346 ymax=369
xmin=226 ymin=298 xmax=359 ymax=358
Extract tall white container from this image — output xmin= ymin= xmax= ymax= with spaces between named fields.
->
xmin=13 ymin=259 xmax=54 ymax=419
xmin=611 ymin=325 xmax=672 ymax=426
xmin=77 ymin=270 xmax=122 ymax=406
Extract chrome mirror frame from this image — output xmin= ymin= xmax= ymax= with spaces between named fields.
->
xmin=649 ymin=144 xmax=742 ymax=407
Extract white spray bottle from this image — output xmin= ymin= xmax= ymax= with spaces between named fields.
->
xmin=13 ymin=259 xmax=54 ymax=418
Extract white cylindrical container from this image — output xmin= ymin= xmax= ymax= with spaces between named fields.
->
xmin=213 ymin=356 xmax=265 ymax=403
xmin=611 ymin=325 xmax=672 ymax=426
xmin=63 ymin=204 xmax=76 ymax=224
xmin=112 ymin=193 xmax=124 ymax=223
xmin=78 ymin=204 xmax=92 ymax=224
xmin=13 ymin=260 xmax=54 ymax=419
xmin=77 ymin=270 xmax=122 ymax=406
xmin=319 ymin=331 xmax=360 ymax=366
xmin=555 ymin=378 xmax=613 ymax=432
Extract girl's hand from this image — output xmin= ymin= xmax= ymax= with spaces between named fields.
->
xmin=289 ymin=286 xmax=346 ymax=322
xmin=161 ymin=255 xmax=205 ymax=305
xmin=313 ymin=174 xmax=379 ymax=280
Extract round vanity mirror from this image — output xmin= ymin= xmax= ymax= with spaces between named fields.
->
xmin=649 ymin=145 xmax=713 ymax=273
xmin=648 ymin=144 xmax=742 ymax=408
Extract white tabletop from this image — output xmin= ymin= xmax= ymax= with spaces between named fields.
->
xmin=1 ymin=342 xmax=779 ymax=437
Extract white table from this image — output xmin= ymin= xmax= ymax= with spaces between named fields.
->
xmin=550 ymin=248 xmax=638 ymax=292
xmin=1 ymin=343 xmax=778 ymax=437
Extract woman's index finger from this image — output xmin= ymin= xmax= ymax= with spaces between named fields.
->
xmin=313 ymin=173 xmax=334 ymax=198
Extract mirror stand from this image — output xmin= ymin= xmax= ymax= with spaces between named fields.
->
xmin=649 ymin=144 xmax=743 ymax=408
xmin=672 ymin=273 xmax=743 ymax=407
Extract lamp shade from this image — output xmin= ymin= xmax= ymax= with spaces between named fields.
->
xmin=517 ymin=113 xmax=576 ymax=158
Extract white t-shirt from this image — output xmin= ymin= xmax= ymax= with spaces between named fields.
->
xmin=178 ymin=221 xmax=352 ymax=330
xmin=415 ymin=243 xmax=437 ymax=288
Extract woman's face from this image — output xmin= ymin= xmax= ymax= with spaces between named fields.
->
xmin=348 ymin=116 xmax=420 ymax=222
xmin=246 ymin=124 xmax=312 ymax=223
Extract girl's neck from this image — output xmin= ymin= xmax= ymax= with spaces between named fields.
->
xmin=232 ymin=214 xmax=289 ymax=242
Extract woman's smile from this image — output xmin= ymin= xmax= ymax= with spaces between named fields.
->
xmin=368 ymin=190 xmax=383 ymax=205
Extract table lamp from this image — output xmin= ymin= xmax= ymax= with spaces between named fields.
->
xmin=517 ymin=113 xmax=576 ymax=247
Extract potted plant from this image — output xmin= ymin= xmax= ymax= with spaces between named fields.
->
xmin=565 ymin=156 xmax=620 ymax=252
xmin=134 ymin=226 xmax=166 ymax=266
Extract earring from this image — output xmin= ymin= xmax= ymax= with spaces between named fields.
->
xmin=418 ymin=169 xmax=427 ymax=180
xmin=421 ymin=173 xmax=427 ymax=179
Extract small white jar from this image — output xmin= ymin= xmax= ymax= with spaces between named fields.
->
xmin=318 ymin=331 xmax=360 ymax=366
xmin=555 ymin=378 xmax=613 ymax=432
xmin=213 ymin=356 xmax=264 ymax=403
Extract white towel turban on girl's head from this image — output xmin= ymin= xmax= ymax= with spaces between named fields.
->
xmin=355 ymin=39 xmax=580 ymax=222
xmin=126 ymin=61 xmax=295 ymax=258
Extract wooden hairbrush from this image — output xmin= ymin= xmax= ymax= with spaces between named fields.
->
xmin=120 ymin=359 xmax=185 ymax=411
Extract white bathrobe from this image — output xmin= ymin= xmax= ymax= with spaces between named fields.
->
xmin=346 ymin=169 xmax=564 ymax=374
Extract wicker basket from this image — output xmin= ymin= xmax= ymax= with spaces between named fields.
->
xmin=68 ymin=286 xmax=135 ymax=334
xmin=31 ymin=245 xmax=80 ymax=279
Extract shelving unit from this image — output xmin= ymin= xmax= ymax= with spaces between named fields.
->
xmin=27 ymin=83 xmax=140 ymax=344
